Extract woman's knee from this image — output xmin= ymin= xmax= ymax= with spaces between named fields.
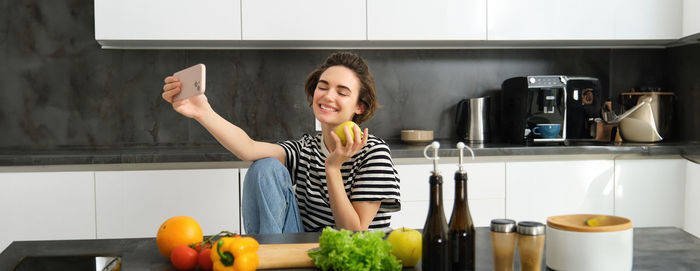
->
xmin=244 ymin=158 xmax=288 ymax=189
xmin=249 ymin=157 xmax=284 ymax=173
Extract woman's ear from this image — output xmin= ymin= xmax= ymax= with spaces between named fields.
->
xmin=354 ymin=102 xmax=366 ymax=115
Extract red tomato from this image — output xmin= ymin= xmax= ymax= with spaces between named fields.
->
xmin=194 ymin=242 xmax=211 ymax=253
xmin=170 ymin=244 xmax=198 ymax=270
xmin=198 ymin=247 xmax=213 ymax=270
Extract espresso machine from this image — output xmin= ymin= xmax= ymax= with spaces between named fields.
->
xmin=566 ymin=77 xmax=603 ymax=141
xmin=501 ymin=76 xmax=602 ymax=144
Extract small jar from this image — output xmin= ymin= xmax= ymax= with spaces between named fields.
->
xmin=517 ymin=221 xmax=545 ymax=271
xmin=490 ymin=219 xmax=517 ymax=271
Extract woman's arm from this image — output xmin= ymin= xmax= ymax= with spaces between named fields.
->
xmin=325 ymin=125 xmax=381 ymax=231
xmin=195 ymin=108 xmax=286 ymax=163
xmin=326 ymin=167 xmax=381 ymax=230
xmin=163 ymin=76 xmax=285 ymax=163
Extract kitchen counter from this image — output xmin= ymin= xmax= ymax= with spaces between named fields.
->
xmin=1 ymin=227 xmax=698 ymax=270
xmin=1 ymin=140 xmax=699 ymax=167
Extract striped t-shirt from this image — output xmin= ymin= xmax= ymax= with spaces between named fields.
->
xmin=278 ymin=133 xmax=401 ymax=231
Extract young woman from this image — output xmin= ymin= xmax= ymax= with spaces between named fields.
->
xmin=161 ymin=52 xmax=400 ymax=233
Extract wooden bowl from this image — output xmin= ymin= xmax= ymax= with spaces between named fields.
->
xmin=400 ymin=130 xmax=434 ymax=144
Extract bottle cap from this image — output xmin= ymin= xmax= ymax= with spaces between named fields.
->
xmin=490 ymin=219 xmax=517 ymax=233
xmin=517 ymin=221 xmax=545 ymax=236
xmin=423 ymin=141 xmax=441 ymax=175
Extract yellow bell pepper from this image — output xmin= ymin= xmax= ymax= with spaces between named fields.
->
xmin=210 ymin=236 xmax=259 ymax=271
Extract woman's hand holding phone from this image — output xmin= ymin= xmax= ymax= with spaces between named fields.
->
xmin=162 ymin=76 xmax=211 ymax=120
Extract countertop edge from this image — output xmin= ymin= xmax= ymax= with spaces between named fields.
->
xmin=1 ymin=141 xmax=698 ymax=168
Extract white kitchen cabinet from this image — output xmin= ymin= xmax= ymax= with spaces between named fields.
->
xmin=505 ymin=160 xmax=615 ymax=224
xmin=685 ymin=160 xmax=700 ymax=238
xmin=94 ymin=0 xmax=692 ymax=48
xmin=95 ymin=0 xmax=241 ymax=41
xmin=367 ymin=0 xmax=487 ymax=40
xmin=241 ymin=0 xmax=365 ymax=40
xmin=391 ymin=162 xmax=506 ymax=229
xmin=392 ymin=198 xmax=505 ymax=230
xmin=614 ymin=159 xmax=686 ymax=228
xmin=487 ymin=0 xmax=616 ymax=40
xmin=488 ymin=0 xmax=681 ymax=40
xmin=94 ymin=169 xmax=240 ymax=238
xmin=0 ymin=172 xmax=96 ymax=252
xmin=683 ymin=0 xmax=700 ymax=37
xmin=240 ymin=168 xmax=247 ymax=234
xmin=612 ymin=0 xmax=682 ymax=39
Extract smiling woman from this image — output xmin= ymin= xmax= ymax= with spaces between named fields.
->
xmin=161 ymin=52 xmax=401 ymax=234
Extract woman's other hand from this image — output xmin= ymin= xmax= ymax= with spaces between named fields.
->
xmin=326 ymin=125 xmax=369 ymax=169
xmin=162 ymin=76 xmax=211 ymax=120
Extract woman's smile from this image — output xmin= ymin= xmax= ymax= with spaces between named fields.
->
xmin=319 ymin=104 xmax=339 ymax=113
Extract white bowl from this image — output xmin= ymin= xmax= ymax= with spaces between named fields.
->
xmin=546 ymin=214 xmax=633 ymax=271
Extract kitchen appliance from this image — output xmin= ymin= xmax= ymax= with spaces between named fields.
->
xmin=618 ymin=91 xmax=675 ymax=142
xmin=501 ymin=76 xmax=602 ymax=144
xmin=456 ymin=96 xmax=491 ymax=143
xmin=14 ymin=256 xmax=122 ymax=271
xmin=566 ymin=77 xmax=603 ymax=141
xmin=546 ymin=214 xmax=633 ymax=271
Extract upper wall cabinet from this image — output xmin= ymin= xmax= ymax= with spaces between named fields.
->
xmin=95 ymin=0 xmax=241 ymax=47
xmin=612 ymin=0 xmax=681 ymax=39
xmin=488 ymin=0 xmax=681 ymax=40
xmin=683 ymin=0 xmax=700 ymax=37
xmin=241 ymin=0 xmax=365 ymax=40
xmin=95 ymin=0 xmax=691 ymax=48
xmin=367 ymin=0 xmax=487 ymax=40
xmin=488 ymin=0 xmax=615 ymax=40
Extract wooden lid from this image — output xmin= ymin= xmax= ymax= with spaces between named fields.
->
xmin=547 ymin=214 xmax=632 ymax=232
xmin=621 ymin=92 xmax=674 ymax=96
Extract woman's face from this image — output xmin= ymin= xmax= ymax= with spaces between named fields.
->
xmin=312 ymin=65 xmax=365 ymax=128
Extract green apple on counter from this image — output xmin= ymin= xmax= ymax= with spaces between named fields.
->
xmin=387 ymin=227 xmax=422 ymax=267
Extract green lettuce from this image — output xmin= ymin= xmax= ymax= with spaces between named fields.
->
xmin=308 ymin=227 xmax=402 ymax=271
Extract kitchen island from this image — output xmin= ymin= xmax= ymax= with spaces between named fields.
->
xmin=1 ymin=227 xmax=699 ymax=270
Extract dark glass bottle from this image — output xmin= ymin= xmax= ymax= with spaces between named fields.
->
xmin=423 ymin=173 xmax=449 ymax=271
xmin=448 ymin=170 xmax=476 ymax=271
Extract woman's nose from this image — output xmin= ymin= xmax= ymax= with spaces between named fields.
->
xmin=323 ymin=88 xmax=339 ymax=100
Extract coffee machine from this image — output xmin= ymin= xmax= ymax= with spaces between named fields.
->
xmin=501 ymin=76 xmax=602 ymax=144
xmin=566 ymin=77 xmax=603 ymax=141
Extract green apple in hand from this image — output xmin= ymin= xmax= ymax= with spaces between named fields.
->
xmin=333 ymin=121 xmax=361 ymax=146
xmin=387 ymin=227 xmax=422 ymax=267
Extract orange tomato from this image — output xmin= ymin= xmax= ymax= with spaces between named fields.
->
xmin=156 ymin=216 xmax=204 ymax=258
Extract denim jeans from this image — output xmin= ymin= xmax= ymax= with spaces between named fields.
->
xmin=241 ymin=158 xmax=304 ymax=234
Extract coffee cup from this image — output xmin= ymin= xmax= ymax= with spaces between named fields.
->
xmin=532 ymin=124 xmax=561 ymax=139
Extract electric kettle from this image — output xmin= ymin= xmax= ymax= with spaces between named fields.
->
xmin=456 ymin=96 xmax=491 ymax=143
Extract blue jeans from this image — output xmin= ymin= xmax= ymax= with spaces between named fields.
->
xmin=242 ymin=158 xmax=304 ymax=234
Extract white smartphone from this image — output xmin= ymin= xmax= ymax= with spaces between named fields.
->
xmin=173 ymin=63 xmax=206 ymax=102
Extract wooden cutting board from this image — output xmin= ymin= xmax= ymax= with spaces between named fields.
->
xmin=257 ymin=243 xmax=319 ymax=269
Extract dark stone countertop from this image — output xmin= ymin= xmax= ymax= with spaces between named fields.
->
xmin=1 ymin=227 xmax=698 ymax=270
xmin=1 ymin=140 xmax=699 ymax=167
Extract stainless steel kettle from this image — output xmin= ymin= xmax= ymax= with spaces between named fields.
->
xmin=456 ymin=96 xmax=491 ymax=143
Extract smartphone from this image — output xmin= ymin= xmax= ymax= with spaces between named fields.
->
xmin=173 ymin=63 xmax=206 ymax=102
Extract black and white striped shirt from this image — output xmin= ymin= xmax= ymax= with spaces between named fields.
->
xmin=278 ymin=133 xmax=401 ymax=231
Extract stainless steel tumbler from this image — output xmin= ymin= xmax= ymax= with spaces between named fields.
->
xmin=467 ymin=96 xmax=490 ymax=143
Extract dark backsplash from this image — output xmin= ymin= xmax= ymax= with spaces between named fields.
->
xmin=668 ymin=43 xmax=700 ymax=142
xmin=1 ymin=1 xmax=698 ymax=151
